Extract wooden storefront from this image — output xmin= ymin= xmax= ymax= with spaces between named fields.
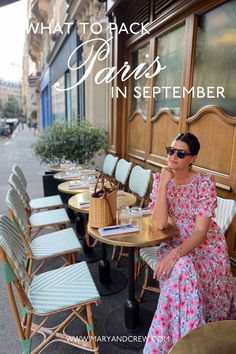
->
xmin=106 ymin=0 xmax=236 ymax=269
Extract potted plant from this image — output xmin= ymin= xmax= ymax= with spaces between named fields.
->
xmin=31 ymin=118 xmax=108 ymax=198
xmin=32 ymin=118 xmax=108 ymax=165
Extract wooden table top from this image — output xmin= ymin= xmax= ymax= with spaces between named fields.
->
xmin=68 ymin=191 xmax=137 ymax=214
xmin=88 ymin=216 xmax=176 ymax=248
xmin=48 ymin=164 xmax=88 ymax=172
xmin=54 ymin=170 xmax=99 ymax=181
xmin=58 ymin=180 xmax=90 ymax=194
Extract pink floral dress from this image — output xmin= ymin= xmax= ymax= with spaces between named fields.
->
xmin=144 ymin=172 xmax=236 ymax=354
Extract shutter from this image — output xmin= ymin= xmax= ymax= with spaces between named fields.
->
xmin=154 ymin=0 xmax=175 ymax=19
xmin=127 ymin=0 xmax=150 ymax=33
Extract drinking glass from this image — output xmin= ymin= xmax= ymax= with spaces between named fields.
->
xmin=118 ymin=206 xmax=130 ymax=225
xmin=88 ymin=175 xmax=96 ymax=194
xmin=130 ymin=207 xmax=143 ymax=228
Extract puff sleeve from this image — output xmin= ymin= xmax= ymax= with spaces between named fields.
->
xmin=149 ymin=172 xmax=161 ymax=210
xmin=197 ymin=174 xmax=217 ymax=218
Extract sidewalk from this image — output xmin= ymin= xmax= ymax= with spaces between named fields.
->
xmin=0 ymin=128 xmax=159 ymax=354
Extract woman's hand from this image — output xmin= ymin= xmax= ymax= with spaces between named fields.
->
xmin=159 ymin=167 xmax=175 ymax=188
xmin=153 ymin=249 xmax=179 ymax=281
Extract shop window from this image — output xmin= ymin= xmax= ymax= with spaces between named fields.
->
xmin=154 ymin=24 xmax=185 ymax=116
xmin=191 ymin=0 xmax=236 ymax=116
xmin=51 ymin=75 xmax=65 ymax=121
xmin=65 ymin=71 xmax=72 ymax=121
xmin=131 ymin=43 xmax=150 ymax=116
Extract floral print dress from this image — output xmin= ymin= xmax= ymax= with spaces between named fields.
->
xmin=144 ymin=172 xmax=236 ymax=354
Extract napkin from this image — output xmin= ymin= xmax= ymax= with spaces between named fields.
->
xmin=60 ymin=163 xmax=76 ymax=168
xmin=142 ymin=208 xmax=152 ymax=216
xmin=98 ymin=223 xmax=138 ymax=237
xmin=79 ymin=201 xmax=90 ymax=207
xmin=67 ymin=183 xmax=89 ymax=189
xmin=117 ymin=189 xmax=124 ymax=195
xmin=59 ymin=173 xmax=78 ymax=179
xmin=80 ymin=169 xmax=96 ymax=173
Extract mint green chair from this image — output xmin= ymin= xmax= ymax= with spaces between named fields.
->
xmin=0 ymin=211 xmax=82 ymax=276
xmin=102 ymin=154 xmax=118 ymax=177
xmin=114 ymin=158 xmax=133 ymax=189
xmin=11 ymin=165 xmax=63 ymax=211
xmin=6 ymin=188 xmax=70 ymax=239
xmin=139 ymin=196 xmax=236 ymax=302
xmin=0 ymin=214 xmax=100 ymax=354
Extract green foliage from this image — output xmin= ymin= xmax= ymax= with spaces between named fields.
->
xmin=3 ymin=96 xmax=20 ymax=117
xmin=31 ymin=110 xmax=37 ymax=119
xmin=32 ymin=118 xmax=108 ymax=164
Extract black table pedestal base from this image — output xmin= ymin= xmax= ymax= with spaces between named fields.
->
xmin=95 ymin=267 xmax=127 ymax=296
xmin=76 ymin=242 xmax=102 ymax=263
xmin=104 ymin=306 xmax=153 ymax=348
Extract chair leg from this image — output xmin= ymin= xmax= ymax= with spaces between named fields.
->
xmin=86 ymin=303 xmax=99 ymax=354
xmin=111 ymin=246 xmax=117 ymax=260
xmin=116 ymin=246 xmax=124 ymax=267
xmin=139 ymin=264 xmax=150 ymax=302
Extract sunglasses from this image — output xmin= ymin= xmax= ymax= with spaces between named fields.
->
xmin=166 ymin=147 xmax=192 ymax=159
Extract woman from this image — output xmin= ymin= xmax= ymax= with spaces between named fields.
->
xmin=144 ymin=133 xmax=235 ymax=354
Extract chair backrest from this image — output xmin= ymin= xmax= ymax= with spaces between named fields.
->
xmin=115 ymin=159 xmax=133 ymax=187
xmin=12 ymin=165 xmax=27 ymax=190
xmin=8 ymin=173 xmax=28 ymax=209
xmin=5 ymin=189 xmax=28 ymax=240
xmin=214 ymin=196 xmax=236 ymax=233
xmin=0 ymin=215 xmax=27 ymax=283
xmin=102 ymin=154 xmax=119 ymax=177
xmin=128 ymin=165 xmax=151 ymax=205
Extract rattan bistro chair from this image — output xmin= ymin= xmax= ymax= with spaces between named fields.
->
xmin=6 ymin=188 xmax=70 ymax=239
xmin=114 ymin=159 xmax=133 ymax=189
xmin=102 ymin=154 xmax=118 ymax=178
xmin=0 ymin=215 xmax=100 ymax=354
xmin=116 ymin=166 xmax=151 ymax=277
xmin=138 ymin=196 xmax=236 ymax=302
xmin=0 ymin=211 xmax=82 ymax=277
xmin=11 ymin=164 xmax=63 ymax=211
xmin=111 ymin=159 xmax=133 ymax=259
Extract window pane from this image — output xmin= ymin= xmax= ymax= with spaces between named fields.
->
xmin=191 ymin=0 xmax=236 ymax=116
xmin=154 ymin=25 xmax=185 ymax=116
xmin=52 ymin=75 xmax=65 ymax=121
xmin=131 ymin=43 xmax=150 ymax=116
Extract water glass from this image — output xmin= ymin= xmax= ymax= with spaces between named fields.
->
xmin=118 ymin=206 xmax=130 ymax=225
xmin=88 ymin=175 xmax=96 ymax=194
xmin=130 ymin=207 xmax=143 ymax=228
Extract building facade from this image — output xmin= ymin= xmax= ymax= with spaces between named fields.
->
xmin=26 ymin=0 xmax=107 ymax=129
xmin=0 ymin=79 xmax=22 ymax=111
xmin=105 ymin=0 xmax=236 ymax=266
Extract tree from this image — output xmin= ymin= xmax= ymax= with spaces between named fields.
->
xmin=3 ymin=96 xmax=21 ymax=118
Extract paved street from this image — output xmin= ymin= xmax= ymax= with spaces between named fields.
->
xmin=0 ymin=128 xmax=159 ymax=354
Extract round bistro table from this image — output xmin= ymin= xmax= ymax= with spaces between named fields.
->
xmin=69 ymin=191 xmax=137 ymax=296
xmin=48 ymin=164 xmax=88 ymax=172
xmin=54 ymin=170 xmax=99 ymax=181
xmin=88 ymin=217 xmax=176 ymax=348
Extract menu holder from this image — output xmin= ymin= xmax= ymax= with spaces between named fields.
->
xmin=67 ymin=183 xmax=89 ymax=190
xmin=98 ymin=223 xmax=139 ymax=237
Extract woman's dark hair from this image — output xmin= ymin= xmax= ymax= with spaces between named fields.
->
xmin=173 ymin=133 xmax=200 ymax=155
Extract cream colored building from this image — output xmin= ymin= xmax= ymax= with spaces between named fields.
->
xmin=25 ymin=0 xmax=108 ymax=128
xmin=0 ymin=79 xmax=22 ymax=112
